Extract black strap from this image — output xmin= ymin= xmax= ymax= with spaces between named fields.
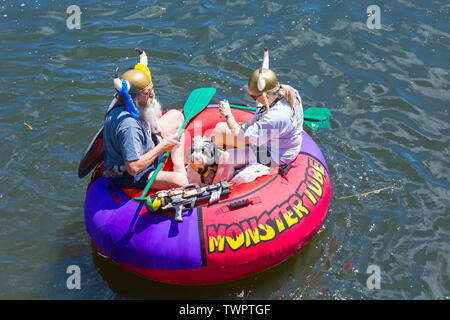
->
xmin=254 ymin=90 xmax=284 ymax=119
xmin=279 ymin=163 xmax=292 ymax=177
xmin=270 ymin=93 xmax=284 ymax=108
xmin=104 ymin=99 xmax=124 ymax=119
xmin=151 ymin=132 xmax=160 ymax=146
xmin=199 ymin=168 xmax=208 ymax=184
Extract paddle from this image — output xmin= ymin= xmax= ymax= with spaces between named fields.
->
xmin=228 ymin=103 xmax=330 ymax=131
xmin=134 ymin=87 xmax=216 ymax=202
xmin=78 ymin=97 xmax=118 ymax=179
xmin=303 ymin=107 xmax=330 ymax=131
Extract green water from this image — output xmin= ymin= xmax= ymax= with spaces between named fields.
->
xmin=0 ymin=0 xmax=449 ymax=299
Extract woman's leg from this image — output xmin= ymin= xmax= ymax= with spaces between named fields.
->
xmin=212 ymin=150 xmax=234 ymax=184
xmin=213 ymin=146 xmax=258 ymax=183
xmin=208 ymin=122 xmax=246 ymax=148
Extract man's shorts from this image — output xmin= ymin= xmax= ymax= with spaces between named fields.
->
xmin=110 ymin=152 xmax=165 ymax=189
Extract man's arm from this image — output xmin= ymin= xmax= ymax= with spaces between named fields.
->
xmin=125 ymin=134 xmax=180 ymax=176
xmin=125 ymin=143 xmax=165 ymax=176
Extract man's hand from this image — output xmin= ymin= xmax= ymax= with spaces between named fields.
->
xmin=160 ymin=133 xmax=180 ymax=153
xmin=125 ymin=133 xmax=180 ymax=177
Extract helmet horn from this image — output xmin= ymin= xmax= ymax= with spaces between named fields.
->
xmin=262 ymin=48 xmax=269 ymax=69
xmin=113 ymin=66 xmax=130 ymax=93
xmin=257 ymin=68 xmax=266 ymax=91
xmin=135 ymin=48 xmax=148 ymax=67
xmin=113 ymin=67 xmax=122 ymax=91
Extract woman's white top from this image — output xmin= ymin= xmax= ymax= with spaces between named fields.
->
xmin=242 ymin=90 xmax=304 ymax=165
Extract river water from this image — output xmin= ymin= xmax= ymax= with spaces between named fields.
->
xmin=0 ymin=0 xmax=449 ymax=300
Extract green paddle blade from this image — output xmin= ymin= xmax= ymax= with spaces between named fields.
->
xmin=134 ymin=87 xmax=216 ymax=201
xmin=230 ymin=103 xmax=330 ymax=131
xmin=304 ymin=107 xmax=330 ymax=131
xmin=180 ymin=87 xmax=216 ymax=134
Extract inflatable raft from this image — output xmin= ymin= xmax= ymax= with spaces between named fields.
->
xmin=84 ymin=104 xmax=331 ymax=285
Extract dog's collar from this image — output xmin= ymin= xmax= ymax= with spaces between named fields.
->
xmin=190 ymin=163 xmax=218 ymax=184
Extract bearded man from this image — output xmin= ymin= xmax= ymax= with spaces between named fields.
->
xmin=103 ymin=52 xmax=188 ymax=190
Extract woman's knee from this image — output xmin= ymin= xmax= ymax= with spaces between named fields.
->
xmin=214 ymin=122 xmax=228 ymax=134
xmin=218 ymin=150 xmax=231 ymax=165
xmin=211 ymin=122 xmax=229 ymax=145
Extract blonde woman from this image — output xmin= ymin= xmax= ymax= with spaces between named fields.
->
xmin=210 ymin=49 xmax=304 ymax=181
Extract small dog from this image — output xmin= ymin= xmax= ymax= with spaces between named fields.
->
xmin=186 ymin=136 xmax=221 ymax=186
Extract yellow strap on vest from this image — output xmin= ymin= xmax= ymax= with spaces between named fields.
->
xmin=190 ymin=163 xmax=210 ymax=177
xmin=190 ymin=163 xmax=218 ymax=177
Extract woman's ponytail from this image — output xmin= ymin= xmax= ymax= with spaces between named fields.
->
xmin=253 ymin=84 xmax=298 ymax=122
xmin=280 ymin=84 xmax=298 ymax=108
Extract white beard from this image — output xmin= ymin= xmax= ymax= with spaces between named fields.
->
xmin=137 ymin=97 xmax=162 ymax=135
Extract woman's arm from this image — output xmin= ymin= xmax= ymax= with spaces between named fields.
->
xmin=218 ymin=100 xmax=249 ymax=147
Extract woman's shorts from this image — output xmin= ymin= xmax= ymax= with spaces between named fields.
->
xmin=250 ymin=145 xmax=279 ymax=168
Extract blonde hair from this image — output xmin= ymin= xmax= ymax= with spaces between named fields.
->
xmin=255 ymin=84 xmax=298 ymax=122
xmin=280 ymin=84 xmax=298 ymax=108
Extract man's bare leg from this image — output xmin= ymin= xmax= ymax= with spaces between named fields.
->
xmin=158 ymin=109 xmax=187 ymax=175
xmin=147 ymin=170 xmax=189 ymax=190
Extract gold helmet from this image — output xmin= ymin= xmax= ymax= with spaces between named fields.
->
xmin=121 ymin=69 xmax=151 ymax=92
xmin=113 ymin=48 xmax=153 ymax=93
xmin=248 ymin=48 xmax=279 ymax=93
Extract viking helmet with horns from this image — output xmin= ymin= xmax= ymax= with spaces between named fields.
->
xmin=113 ymin=48 xmax=153 ymax=94
xmin=248 ymin=48 xmax=279 ymax=94
xmin=112 ymin=49 xmax=155 ymax=120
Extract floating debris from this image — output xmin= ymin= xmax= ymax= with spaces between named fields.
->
xmin=24 ymin=122 xmax=33 ymax=130
xmin=336 ymin=186 xmax=393 ymax=200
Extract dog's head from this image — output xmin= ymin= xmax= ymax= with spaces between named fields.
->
xmin=188 ymin=136 xmax=219 ymax=169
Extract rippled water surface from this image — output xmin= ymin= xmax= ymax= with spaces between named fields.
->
xmin=0 ymin=0 xmax=449 ymax=299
